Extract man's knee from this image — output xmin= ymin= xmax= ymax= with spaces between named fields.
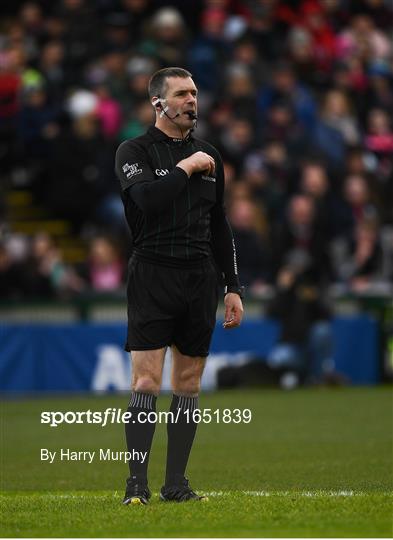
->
xmin=133 ymin=375 xmax=160 ymax=395
xmin=131 ymin=349 xmax=165 ymax=395
xmin=173 ymin=372 xmax=201 ymax=396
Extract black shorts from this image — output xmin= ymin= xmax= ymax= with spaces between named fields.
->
xmin=125 ymin=255 xmax=219 ymax=357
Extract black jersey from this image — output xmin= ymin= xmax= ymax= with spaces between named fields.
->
xmin=115 ymin=125 xmax=239 ymax=288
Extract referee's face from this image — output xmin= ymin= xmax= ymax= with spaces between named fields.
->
xmin=164 ymin=76 xmax=198 ymax=129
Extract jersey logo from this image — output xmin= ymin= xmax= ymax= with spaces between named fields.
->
xmin=155 ymin=168 xmax=170 ymax=176
xmin=202 ymin=174 xmax=216 ymax=183
xmin=122 ymin=162 xmax=142 ymax=179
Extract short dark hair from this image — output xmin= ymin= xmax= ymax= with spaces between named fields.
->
xmin=148 ymin=67 xmax=192 ymax=99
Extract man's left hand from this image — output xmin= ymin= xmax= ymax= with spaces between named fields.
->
xmin=223 ymin=293 xmax=244 ymax=329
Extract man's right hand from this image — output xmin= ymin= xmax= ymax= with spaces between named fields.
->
xmin=177 ymin=151 xmax=215 ymax=177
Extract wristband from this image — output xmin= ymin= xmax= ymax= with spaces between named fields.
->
xmin=224 ymin=285 xmax=245 ymax=300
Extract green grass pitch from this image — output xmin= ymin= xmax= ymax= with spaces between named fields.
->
xmin=1 ymin=387 xmax=392 ymax=537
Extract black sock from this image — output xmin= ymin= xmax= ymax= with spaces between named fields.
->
xmin=165 ymin=394 xmax=199 ymax=485
xmin=125 ymin=391 xmax=157 ymax=483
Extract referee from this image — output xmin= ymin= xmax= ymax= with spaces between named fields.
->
xmin=115 ymin=67 xmax=244 ymax=505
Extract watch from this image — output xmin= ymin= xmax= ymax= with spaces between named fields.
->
xmin=224 ymin=285 xmax=245 ymax=299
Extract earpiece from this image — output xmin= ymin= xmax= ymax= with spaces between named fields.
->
xmin=152 ymin=97 xmax=169 ymax=118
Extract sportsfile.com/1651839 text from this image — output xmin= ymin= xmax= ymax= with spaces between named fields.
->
xmin=40 ymin=408 xmax=252 ymax=427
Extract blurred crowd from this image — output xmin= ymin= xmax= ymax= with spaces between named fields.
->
xmin=1 ymin=0 xmax=393 ymax=301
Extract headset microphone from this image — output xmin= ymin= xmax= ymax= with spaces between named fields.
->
xmin=153 ymin=98 xmax=196 ymax=122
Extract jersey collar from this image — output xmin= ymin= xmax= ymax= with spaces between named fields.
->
xmin=147 ymin=125 xmax=194 ymax=145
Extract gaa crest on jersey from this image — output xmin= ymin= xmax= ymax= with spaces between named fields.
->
xmin=155 ymin=168 xmax=170 ymax=176
xmin=122 ymin=162 xmax=142 ymax=179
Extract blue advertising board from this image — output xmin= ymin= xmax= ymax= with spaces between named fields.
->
xmin=0 ymin=316 xmax=379 ymax=392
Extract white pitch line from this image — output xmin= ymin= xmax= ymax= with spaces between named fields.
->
xmin=26 ymin=490 xmax=393 ymax=499
xmin=205 ymin=490 xmax=358 ymax=497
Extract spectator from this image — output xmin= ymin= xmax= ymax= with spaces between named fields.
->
xmin=319 ymin=0 xmax=350 ymax=33
xmin=5 ymin=20 xmax=38 ymax=70
xmin=259 ymin=99 xmax=308 ymax=159
xmin=79 ymin=236 xmax=125 ymax=292
xmin=287 ymin=26 xmax=316 ymax=86
xmin=224 ymin=64 xmax=257 ymax=121
xmin=100 ymin=12 xmax=133 ymax=54
xmin=124 ymin=55 xmax=157 ymax=111
xmin=218 ymin=116 xmax=255 ymax=174
xmin=38 ymin=40 xmax=68 ymax=102
xmin=330 ymin=58 xmax=368 ymax=103
xmin=17 ymin=81 xmax=60 ymax=171
xmin=93 ymin=83 xmax=122 ymax=140
xmin=119 ymin=99 xmax=154 ymax=140
xmin=336 ymin=174 xmax=379 ymax=237
xmin=345 ymin=146 xmax=370 ymax=177
xmin=297 ymin=0 xmax=337 ymax=74
xmin=227 ymin=196 xmax=269 ymax=289
xmin=365 ymin=61 xmax=393 ymax=119
xmin=243 ymin=142 xmax=292 ymax=223
xmin=19 ymin=2 xmax=45 ymax=43
xmin=230 ymin=38 xmax=267 ymax=88
xmin=364 ymin=108 xmax=393 ymax=164
xmin=364 ymin=108 xmax=393 ymax=223
xmin=332 ymin=217 xmax=383 ymax=291
xmin=18 ymin=232 xmax=81 ymax=297
xmin=271 ymin=194 xmax=332 ymax=285
xmin=336 ymin=13 xmax=391 ymax=63
xmin=257 ymin=62 xmax=317 ymax=130
xmin=55 ymin=0 xmax=100 ymax=84
xmin=46 ymin=91 xmax=115 ymax=232
xmin=141 ymin=7 xmax=188 ymax=67
xmin=188 ymin=7 xmax=227 ymax=93
xmin=266 ymin=264 xmax=337 ymax=387
xmin=245 ymin=1 xmax=284 ymax=62
xmin=116 ymin=0 xmax=154 ymax=45
xmin=99 ymin=51 xmax=129 ymax=112
xmin=312 ymin=89 xmax=360 ymax=170
xmin=321 ymin=89 xmax=360 ymax=145
xmin=299 ymin=160 xmax=337 ymax=239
